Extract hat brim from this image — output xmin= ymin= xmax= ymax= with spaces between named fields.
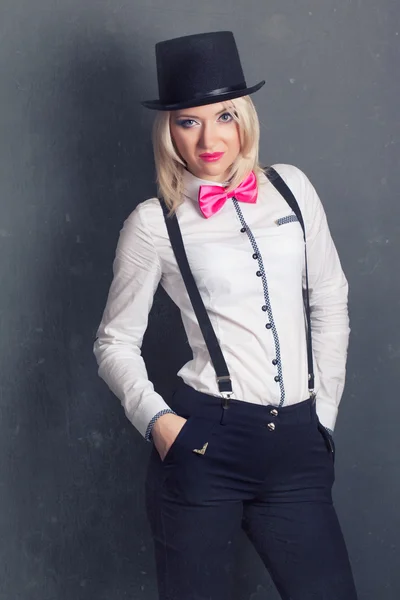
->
xmin=141 ymin=80 xmax=265 ymax=111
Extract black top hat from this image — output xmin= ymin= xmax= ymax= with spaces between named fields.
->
xmin=141 ymin=31 xmax=265 ymax=111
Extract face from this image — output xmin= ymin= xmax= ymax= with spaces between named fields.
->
xmin=169 ymin=102 xmax=241 ymax=182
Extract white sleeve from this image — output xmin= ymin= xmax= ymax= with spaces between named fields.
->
xmin=93 ymin=202 xmax=173 ymax=440
xmin=299 ymin=168 xmax=350 ymax=431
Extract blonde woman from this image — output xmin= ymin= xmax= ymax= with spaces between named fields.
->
xmin=93 ymin=31 xmax=358 ymax=600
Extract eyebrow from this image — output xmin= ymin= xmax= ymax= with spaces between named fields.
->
xmin=175 ymin=107 xmax=229 ymax=119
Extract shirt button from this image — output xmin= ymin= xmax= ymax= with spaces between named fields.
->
xmin=240 ymin=227 xmax=246 ymax=233
xmin=265 ymin=323 xmax=272 ymax=329
xmin=272 ymin=359 xmax=278 ymax=365
xmin=262 ymin=305 xmax=267 ymax=312
xmin=274 ymin=375 xmax=281 ymax=382
xmin=256 ymin=271 xmax=262 ymax=277
xmin=252 ymin=253 xmax=258 ymax=259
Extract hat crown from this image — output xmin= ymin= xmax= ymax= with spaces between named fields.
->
xmin=155 ymin=31 xmax=246 ymax=105
xmin=142 ymin=31 xmax=265 ymax=110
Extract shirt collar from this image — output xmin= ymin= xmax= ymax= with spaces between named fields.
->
xmin=183 ymin=168 xmax=228 ymax=203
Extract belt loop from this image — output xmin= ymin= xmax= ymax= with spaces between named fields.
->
xmin=221 ymin=393 xmax=231 ymax=409
xmin=220 ymin=391 xmax=232 ymax=425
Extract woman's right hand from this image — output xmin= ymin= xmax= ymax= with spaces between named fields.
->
xmin=151 ymin=413 xmax=188 ymax=461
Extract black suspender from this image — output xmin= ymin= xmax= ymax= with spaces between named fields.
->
xmin=266 ymin=167 xmax=315 ymax=396
xmin=159 ymin=198 xmax=233 ymax=408
xmin=159 ymin=167 xmax=315 ymax=407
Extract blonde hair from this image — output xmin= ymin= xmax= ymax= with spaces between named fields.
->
xmin=151 ymin=95 xmax=265 ymax=216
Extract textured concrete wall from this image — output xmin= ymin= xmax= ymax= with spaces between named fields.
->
xmin=0 ymin=1 xmax=399 ymax=598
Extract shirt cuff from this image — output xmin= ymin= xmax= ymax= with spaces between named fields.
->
xmin=145 ymin=408 xmax=178 ymax=442
xmin=315 ymin=400 xmax=338 ymax=433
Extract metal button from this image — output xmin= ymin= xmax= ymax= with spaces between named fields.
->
xmin=256 ymin=270 xmax=262 ymax=277
xmin=272 ymin=359 xmax=278 ymax=365
xmin=262 ymin=305 xmax=267 ymax=312
xmin=274 ymin=375 xmax=280 ymax=382
xmin=267 ymin=422 xmax=276 ymax=431
xmin=270 ymin=409 xmax=278 ymax=416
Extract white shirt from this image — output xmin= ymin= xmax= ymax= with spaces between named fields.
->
xmin=93 ymin=163 xmax=350 ymax=441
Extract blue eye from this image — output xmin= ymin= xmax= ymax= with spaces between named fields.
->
xmin=176 ymin=119 xmax=197 ymax=128
xmin=175 ymin=112 xmax=233 ymax=128
xmin=219 ymin=112 xmax=233 ymax=122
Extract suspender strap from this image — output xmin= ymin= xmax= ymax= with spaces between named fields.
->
xmin=159 ymin=200 xmax=233 ymax=406
xmin=264 ymin=167 xmax=315 ymax=395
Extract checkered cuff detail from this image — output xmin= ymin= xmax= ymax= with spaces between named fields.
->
xmin=145 ymin=409 xmax=177 ymax=442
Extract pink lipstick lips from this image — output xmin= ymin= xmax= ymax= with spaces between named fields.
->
xmin=199 ymin=152 xmax=225 ymax=162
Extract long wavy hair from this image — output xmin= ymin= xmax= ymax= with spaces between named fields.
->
xmin=151 ymin=95 xmax=265 ymax=216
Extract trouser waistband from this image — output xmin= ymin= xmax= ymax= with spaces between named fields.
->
xmin=169 ymin=381 xmax=317 ymax=428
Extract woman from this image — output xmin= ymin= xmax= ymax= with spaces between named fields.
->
xmin=93 ymin=31 xmax=358 ymax=600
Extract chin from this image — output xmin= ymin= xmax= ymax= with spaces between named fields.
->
xmin=196 ymin=162 xmax=230 ymax=181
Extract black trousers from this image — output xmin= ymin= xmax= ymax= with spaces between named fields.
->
xmin=145 ymin=382 xmax=358 ymax=600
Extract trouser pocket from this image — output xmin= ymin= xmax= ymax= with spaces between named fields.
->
xmin=317 ymin=421 xmax=336 ymax=462
xmin=159 ymin=415 xmax=220 ymax=503
xmin=161 ymin=414 xmax=219 ymax=465
xmin=161 ymin=414 xmax=196 ymax=463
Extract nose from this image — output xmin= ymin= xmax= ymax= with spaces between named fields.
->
xmin=198 ymin=121 xmax=218 ymax=151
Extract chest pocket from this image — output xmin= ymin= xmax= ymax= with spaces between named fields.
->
xmin=275 ymin=214 xmax=299 ymax=226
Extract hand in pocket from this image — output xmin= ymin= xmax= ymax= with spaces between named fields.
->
xmin=152 ymin=414 xmax=188 ymax=461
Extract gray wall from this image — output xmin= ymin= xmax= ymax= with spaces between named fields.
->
xmin=1 ymin=1 xmax=399 ymax=598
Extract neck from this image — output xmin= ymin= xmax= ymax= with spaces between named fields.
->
xmin=185 ymin=169 xmax=230 ymax=185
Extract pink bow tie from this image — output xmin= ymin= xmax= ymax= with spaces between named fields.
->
xmin=198 ymin=171 xmax=258 ymax=218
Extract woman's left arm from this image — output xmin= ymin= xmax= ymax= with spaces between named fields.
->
xmin=300 ymin=169 xmax=350 ymax=434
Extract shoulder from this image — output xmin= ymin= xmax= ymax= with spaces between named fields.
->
xmin=266 ymin=163 xmax=314 ymax=195
xmin=121 ymin=197 xmax=164 ymax=238
xmin=267 ymin=163 xmax=323 ymax=208
xmin=114 ymin=197 xmax=163 ymax=253
xmin=264 ymin=163 xmax=326 ymax=234
xmin=124 ymin=196 xmax=161 ymax=225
